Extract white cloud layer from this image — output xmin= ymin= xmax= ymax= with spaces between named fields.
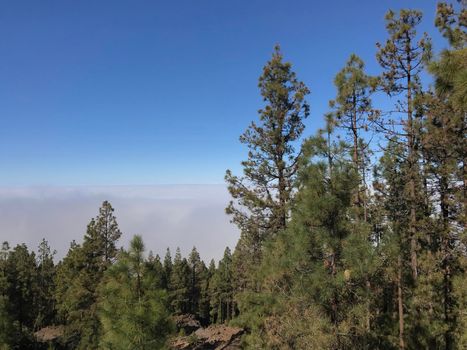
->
xmin=0 ymin=185 xmax=239 ymax=262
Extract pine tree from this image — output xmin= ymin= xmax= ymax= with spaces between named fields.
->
xmin=35 ymin=238 xmax=56 ymax=330
xmin=187 ymin=247 xmax=203 ymax=316
xmin=4 ymin=244 xmax=39 ymax=348
xmin=162 ymin=248 xmax=173 ymax=290
xmin=431 ymin=0 xmax=466 ymax=215
xmin=415 ymin=2 xmax=467 ymax=348
xmin=0 ymin=242 xmax=12 ymax=349
xmin=55 ymin=201 xmax=122 ymax=349
xmin=237 ymin=120 xmax=377 ymax=349
xmin=225 ymin=45 xmax=310 ymax=276
xmin=145 ymin=252 xmax=165 ymax=290
xmin=0 ymin=242 xmax=9 ymax=261
xmin=199 ymin=259 xmax=216 ymax=325
xmin=89 ymin=200 xmax=122 ymax=267
xmin=376 ymin=8 xmax=432 ymax=282
xmin=54 ymin=240 xmax=82 ymax=340
xmin=0 ymin=292 xmax=12 ymax=350
xmin=330 ymin=54 xmax=375 ymax=220
xmin=435 ymin=1 xmax=467 ymax=50
xmin=99 ymin=235 xmax=173 ymax=349
xmin=373 ymin=138 xmax=412 ymax=349
xmin=210 ymin=248 xmax=234 ymax=324
xmin=169 ymin=248 xmax=191 ymax=315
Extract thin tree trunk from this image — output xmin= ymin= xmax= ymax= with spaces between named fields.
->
xmin=440 ymin=176 xmax=454 ymax=350
xmin=352 ymin=93 xmax=364 ymax=215
xmin=406 ymin=61 xmax=418 ymax=280
xmin=366 ymin=279 xmax=371 ymax=332
xmin=397 ymin=255 xmax=405 ymax=350
xmin=328 ymin=129 xmax=333 ymax=180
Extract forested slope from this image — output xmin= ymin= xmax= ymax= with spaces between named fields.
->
xmin=0 ymin=2 xmax=465 ymax=349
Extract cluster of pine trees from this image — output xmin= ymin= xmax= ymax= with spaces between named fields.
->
xmin=0 ymin=2 xmax=465 ymax=349
xmin=225 ymin=2 xmax=466 ymax=349
xmin=0 ymin=200 xmax=237 ymax=349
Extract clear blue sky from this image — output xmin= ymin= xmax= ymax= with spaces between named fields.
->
xmin=0 ymin=0 xmax=445 ymax=186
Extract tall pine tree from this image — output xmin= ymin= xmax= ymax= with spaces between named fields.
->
xmin=226 ymin=45 xmax=310 ymax=295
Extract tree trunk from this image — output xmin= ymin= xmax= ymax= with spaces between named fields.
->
xmin=406 ymin=61 xmax=418 ymax=280
xmin=440 ymin=176 xmax=454 ymax=350
xmin=397 ymin=254 xmax=405 ymax=350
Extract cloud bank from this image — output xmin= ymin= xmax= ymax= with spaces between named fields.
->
xmin=0 ymin=185 xmax=239 ymax=262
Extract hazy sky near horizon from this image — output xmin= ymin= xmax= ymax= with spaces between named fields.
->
xmin=0 ymin=1 xmax=447 ymax=257
xmin=0 ymin=185 xmax=238 ymax=261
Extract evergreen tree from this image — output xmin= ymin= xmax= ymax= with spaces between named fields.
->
xmin=330 ymin=53 xmax=375 ymax=220
xmin=4 ymin=244 xmax=39 ymax=348
xmin=55 ymin=201 xmax=122 ymax=349
xmin=169 ymin=248 xmax=191 ymax=315
xmin=0 ymin=242 xmax=12 ymax=349
xmin=199 ymin=259 xmax=216 ymax=324
xmin=415 ymin=2 xmax=467 ymax=348
xmin=225 ymin=46 xmax=310 ymax=292
xmin=99 ymin=235 xmax=173 ymax=350
xmin=376 ymin=8 xmax=432 ymax=282
xmin=88 ymin=200 xmax=122 ymax=268
xmin=373 ymin=139 xmax=412 ymax=349
xmin=375 ymin=10 xmax=432 ymax=348
xmin=187 ymin=247 xmax=203 ymax=316
xmin=237 ymin=122 xmax=376 ymax=349
xmin=35 ymin=238 xmax=56 ymax=330
xmin=431 ymin=0 xmax=466 ymax=213
xmin=0 ymin=291 xmax=12 ymax=350
xmin=210 ymin=248 xmax=234 ymax=324
xmin=162 ymin=248 xmax=173 ymax=290
xmin=0 ymin=242 xmax=9 ymax=261
xmin=54 ymin=240 xmax=83 ymax=343
xmin=145 ymin=252 xmax=165 ymax=290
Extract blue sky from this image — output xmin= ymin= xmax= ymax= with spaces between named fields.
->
xmin=0 ymin=0 xmax=445 ymax=186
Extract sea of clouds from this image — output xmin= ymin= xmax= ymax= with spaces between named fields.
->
xmin=0 ymin=185 xmax=239 ymax=262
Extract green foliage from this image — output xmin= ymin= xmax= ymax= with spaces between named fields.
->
xmin=35 ymin=239 xmax=56 ymax=330
xmin=0 ymin=243 xmax=13 ymax=349
xmin=209 ymin=248 xmax=234 ymax=324
xmin=162 ymin=248 xmax=173 ymax=290
xmin=225 ymin=45 xmax=311 ymax=316
xmin=435 ymin=1 xmax=467 ymax=49
xmin=187 ymin=247 xmax=203 ymax=316
xmin=145 ymin=251 xmax=165 ymax=290
xmin=376 ymin=9 xmax=431 ymax=97
xmin=4 ymin=244 xmax=39 ymax=348
xmin=55 ymin=201 xmax=122 ymax=349
xmin=0 ymin=293 xmax=12 ymax=350
xmin=235 ymin=127 xmax=378 ymax=349
xmin=169 ymin=248 xmax=191 ymax=314
xmin=225 ymin=45 xmax=310 ymax=235
xmin=98 ymin=235 xmax=173 ymax=350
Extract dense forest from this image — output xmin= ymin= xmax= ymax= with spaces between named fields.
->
xmin=1 ymin=2 xmax=466 ymax=349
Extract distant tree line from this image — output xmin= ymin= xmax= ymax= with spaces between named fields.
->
xmin=0 ymin=2 xmax=466 ymax=349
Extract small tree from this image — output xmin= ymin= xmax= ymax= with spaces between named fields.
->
xmin=35 ymin=239 xmax=56 ymax=329
xmin=169 ymin=248 xmax=191 ymax=314
xmin=330 ymin=54 xmax=375 ymax=220
xmin=99 ymin=235 xmax=173 ymax=349
xmin=54 ymin=201 xmax=122 ymax=349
